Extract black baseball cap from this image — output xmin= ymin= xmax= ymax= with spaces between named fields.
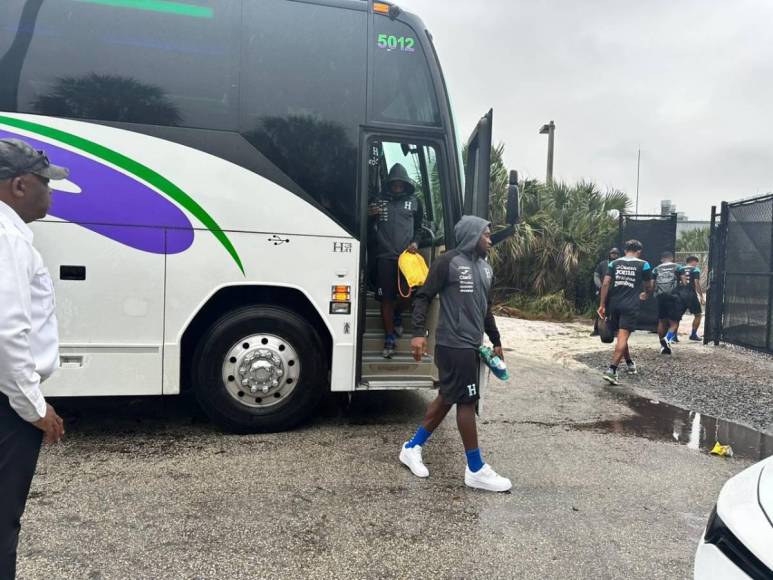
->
xmin=0 ymin=138 xmax=69 ymax=180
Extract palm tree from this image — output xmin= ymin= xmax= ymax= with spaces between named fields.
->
xmin=676 ymin=227 xmax=710 ymax=252
xmin=487 ymin=144 xmax=631 ymax=311
xmin=244 ymin=114 xmax=358 ymax=227
xmin=33 ymin=74 xmax=181 ymax=125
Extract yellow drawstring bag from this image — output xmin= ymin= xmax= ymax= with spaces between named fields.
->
xmin=397 ymin=250 xmax=429 ymax=298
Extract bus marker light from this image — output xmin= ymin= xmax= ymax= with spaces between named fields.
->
xmin=331 ymin=286 xmax=351 ymax=302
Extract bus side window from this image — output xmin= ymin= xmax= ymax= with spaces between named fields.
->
xmin=240 ymin=0 xmax=367 ymax=235
xmin=4 ymin=0 xmax=239 ymax=129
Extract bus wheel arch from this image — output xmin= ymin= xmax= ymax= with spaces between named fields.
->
xmin=180 ymin=286 xmax=332 ymax=432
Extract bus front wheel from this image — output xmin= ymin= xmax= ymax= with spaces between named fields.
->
xmin=191 ymin=305 xmax=326 ymax=433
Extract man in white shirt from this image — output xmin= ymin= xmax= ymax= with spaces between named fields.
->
xmin=0 ymin=138 xmax=68 ymax=579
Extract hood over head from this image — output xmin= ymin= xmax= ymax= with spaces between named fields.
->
xmin=384 ymin=163 xmax=416 ymax=196
xmin=455 ymin=215 xmax=490 ymax=255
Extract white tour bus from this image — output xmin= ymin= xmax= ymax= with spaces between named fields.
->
xmin=0 ymin=0 xmax=518 ymax=431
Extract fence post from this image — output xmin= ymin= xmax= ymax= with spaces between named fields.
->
xmin=704 ymin=205 xmax=717 ymax=345
xmin=768 ymin=201 xmax=773 ymax=352
xmin=714 ymin=202 xmax=729 ymax=346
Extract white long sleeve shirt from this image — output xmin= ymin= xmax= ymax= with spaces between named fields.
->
xmin=0 ymin=200 xmax=59 ymax=422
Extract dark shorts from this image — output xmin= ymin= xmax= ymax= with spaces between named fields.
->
xmin=375 ymin=257 xmax=408 ymax=302
xmin=435 ymin=346 xmax=480 ymax=405
xmin=657 ymin=294 xmax=685 ymax=322
xmin=686 ymin=293 xmax=702 ymax=315
xmin=608 ymin=306 xmax=638 ymax=333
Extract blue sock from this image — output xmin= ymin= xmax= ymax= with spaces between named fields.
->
xmin=465 ymin=448 xmax=484 ymax=472
xmin=406 ymin=426 xmax=432 ymax=448
xmin=666 ymin=331 xmax=675 ymax=342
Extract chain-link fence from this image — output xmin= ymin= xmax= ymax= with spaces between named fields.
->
xmin=706 ymin=194 xmax=773 ymax=352
xmin=619 ymin=214 xmax=678 ymax=331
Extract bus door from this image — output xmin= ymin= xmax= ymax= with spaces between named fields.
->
xmin=358 ymin=136 xmax=451 ymax=389
xmin=463 ymin=109 xmax=493 ymax=221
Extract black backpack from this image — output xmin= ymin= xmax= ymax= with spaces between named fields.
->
xmin=654 ymin=263 xmax=679 ymax=296
xmin=598 ymin=315 xmax=615 ymax=343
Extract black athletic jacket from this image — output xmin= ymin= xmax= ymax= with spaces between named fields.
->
xmin=411 ymin=215 xmax=501 ymax=349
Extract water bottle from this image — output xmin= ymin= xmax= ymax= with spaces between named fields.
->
xmin=479 ymin=346 xmax=509 ymax=381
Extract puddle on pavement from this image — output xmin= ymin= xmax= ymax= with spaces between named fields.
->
xmin=572 ymin=391 xmax=773 ymax=461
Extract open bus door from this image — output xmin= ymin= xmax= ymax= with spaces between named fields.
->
xmin=464 ymin=109 xmax=493 ymax=222
xmin=464 ymin=109 xmax=520 ymax=242
xmin=462 ymin=109 xmax=521 ymax=413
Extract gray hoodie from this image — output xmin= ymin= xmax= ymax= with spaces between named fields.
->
xmin=412 ymin=215 xmax=501 ymax=349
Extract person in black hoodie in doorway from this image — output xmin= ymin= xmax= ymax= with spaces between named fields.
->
xmin=368 ymin=163 xmax=423 ymax=358
xmin=398 ymin=216 xmax=511 ymax=492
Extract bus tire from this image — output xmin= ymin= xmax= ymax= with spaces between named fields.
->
xmin=191 ymin=305 xmax=326 ymax=433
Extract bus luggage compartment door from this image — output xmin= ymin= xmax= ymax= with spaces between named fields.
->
xmin=31 ymin=221 xmax=165 ymax=397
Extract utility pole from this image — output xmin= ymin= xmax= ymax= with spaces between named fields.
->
xmin=539 ymin=121 xmax=555 ymax=185
xmin=635 ymin=147 xmax=641 ymax=215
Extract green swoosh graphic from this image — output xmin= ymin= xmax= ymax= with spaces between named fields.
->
xmin=0 ymin=115 xmax=244 ymax=274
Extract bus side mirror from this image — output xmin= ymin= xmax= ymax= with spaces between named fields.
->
xmin=491 ymin=169 xmax=520 ymax=246
xmin=506 ymin=170 xmax=520 ymax=226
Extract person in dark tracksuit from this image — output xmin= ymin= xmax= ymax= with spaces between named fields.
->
xmin=594 ymin=247 xmax=620 ymax=294
xmin=368 ymin=163 xmax=423 ymax=358
xmin=598 ymin=239 xmax=654 ymax=385
xmin=0 ymin=139 xmax=67 ymax=579
xmin=591 ymin=247 xmax=619 ymax=336
xmin=652 ymin=250 xmax=681 ymax=355
xmin=681 ymin=255 xmax=704 ymax=341
xmin=398 ymin=216 xmax=511 ymax=492
xmin=656 ymin=266 xmax=695 ymax=354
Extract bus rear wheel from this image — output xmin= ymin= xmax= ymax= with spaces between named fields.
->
xmin=191 ymin=305 xmax=326 ymax=433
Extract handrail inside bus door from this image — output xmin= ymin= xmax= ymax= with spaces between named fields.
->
xmin=421 ymin=223 xmax=437 ymax=266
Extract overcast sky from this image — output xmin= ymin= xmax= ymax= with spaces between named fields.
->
xmin=399 ymin=0 xmax=773 ymax=220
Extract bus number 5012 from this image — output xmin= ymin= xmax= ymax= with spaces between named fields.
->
xmin=377 ymin=34 xmax=415 ymax=52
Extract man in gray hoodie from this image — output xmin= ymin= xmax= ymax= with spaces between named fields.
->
xmin=399 ymin=215 xmax=512 ymax=492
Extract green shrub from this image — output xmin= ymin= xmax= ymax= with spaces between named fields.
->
xmin=495 ymin=291 xmax=576 ymax=321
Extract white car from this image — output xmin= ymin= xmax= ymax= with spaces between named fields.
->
xmin=694 ymin=454 xmax=773 ymax=579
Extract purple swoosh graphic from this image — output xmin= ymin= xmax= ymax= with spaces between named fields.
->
xmin=0 ymin=130 xmax=194 ymax=254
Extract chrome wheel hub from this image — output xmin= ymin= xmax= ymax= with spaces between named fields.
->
xmin=222 ymin=334 xmax=301 ymax=408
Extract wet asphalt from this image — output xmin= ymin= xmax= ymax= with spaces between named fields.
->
xmin=16 ymin=323 xmax=758 ymax=579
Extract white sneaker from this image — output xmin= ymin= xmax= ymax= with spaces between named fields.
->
xmin=465 ymin=464 xmax=512 ymax=492
xmin=399 ymin=443 xmax=429 ymax=478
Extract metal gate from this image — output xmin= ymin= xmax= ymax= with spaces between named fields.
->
xmin=618 ymin=213 xmax=678 ymax=331
xmin=706 ymin=194 xmax=773 ymax=352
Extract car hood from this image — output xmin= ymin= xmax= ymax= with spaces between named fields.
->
xmin=760 ymin=456 xmax=773 ymax=528
xmin=717 ymin=454 xmax=773 ymax=572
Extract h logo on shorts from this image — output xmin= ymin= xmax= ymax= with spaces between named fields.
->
xmin=404 ymin=201 xmax=412 ymax=210
xmin=466 ymin=383 xmax=477 ymax=397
